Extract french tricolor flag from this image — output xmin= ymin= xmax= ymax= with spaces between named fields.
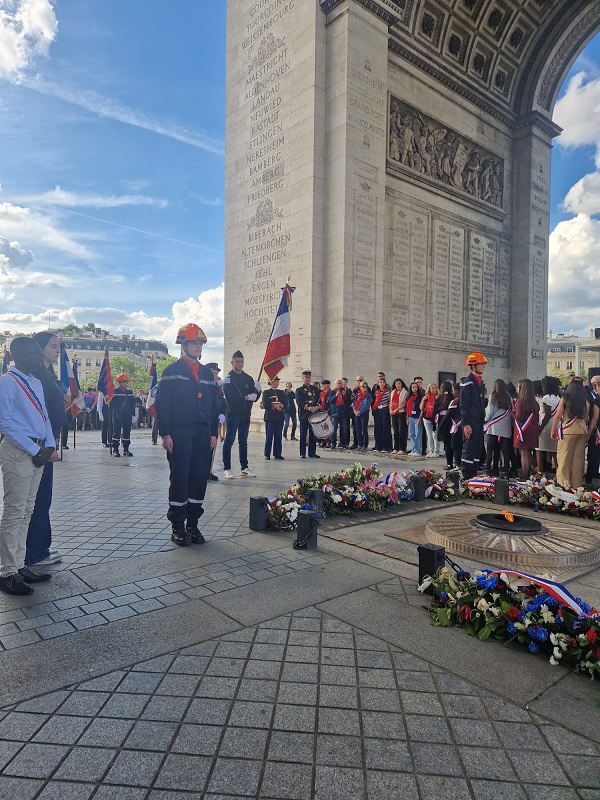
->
xmin=262 ymin=281 xmax=295 ymax=381
xmin=60 ymin=343 xmax=85 ymax=417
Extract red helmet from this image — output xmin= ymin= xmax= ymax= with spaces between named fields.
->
xmin=175 ymin=323 xmax=207 ymax=345
xmin=465 ymin=352 xmax=487 ymax=366
xmin=116 ymin=373 xmax=129 ymax=382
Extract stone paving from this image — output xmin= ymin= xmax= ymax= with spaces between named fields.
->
xmin=0 ymin=430 xmax=598 ymax=799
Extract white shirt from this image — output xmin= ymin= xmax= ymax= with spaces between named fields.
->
xmin=0 ymin=367 xmax=55 ymax=455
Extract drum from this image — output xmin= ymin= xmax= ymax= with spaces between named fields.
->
xmin=309 ymin=411 xmax=333 ymax=439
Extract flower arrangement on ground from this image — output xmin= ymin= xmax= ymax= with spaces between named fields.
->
xmin=419 ymin=567 xmax=600 ymax=679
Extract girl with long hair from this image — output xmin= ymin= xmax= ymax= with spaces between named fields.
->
xmin=389 ymin=377 xmax=408 ymax=454
xmin=420 ymin=382 xmax=440 ymax=457
xmin=512 ymin=378 xmax=540 ymax=480
xmin=536 ymin=375 xmax=561 ymax=475
xmin=551 ymin=379 xmax=590 ymax=488
xmin=406 ymin=381 xmax=423 ymax=457
xmin=484 ymin=378 xmax=513 ymax=478
xmin=372 ymin=378 xmax=392 ymax=452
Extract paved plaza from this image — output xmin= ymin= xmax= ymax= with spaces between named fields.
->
xmin=0 ymin=429 xmax=598 ymax=799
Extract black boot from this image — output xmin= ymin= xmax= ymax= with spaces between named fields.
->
xmin=171 ymin=522 xmax=190 ymax=546
xmin=186 ymin=520 xmax=206 ymax=544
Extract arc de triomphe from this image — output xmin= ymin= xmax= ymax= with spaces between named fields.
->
xmin=224 ymin=0 xmax=600 ymax=384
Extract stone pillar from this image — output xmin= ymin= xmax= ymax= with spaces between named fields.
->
xmin=320 ymin=0 xmax=400 ymax=381
xmin=510 ymin=113 xmax=561 ymax=382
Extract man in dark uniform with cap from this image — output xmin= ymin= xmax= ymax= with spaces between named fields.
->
xmin=295 ymin=370 xmax=321 ymax=458
xmin=155 ymin=324 xmax=219 ymax=546
xmin=111 ymin=373 xmax=136 ymax=457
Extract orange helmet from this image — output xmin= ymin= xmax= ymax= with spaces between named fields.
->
xmin=116 ymin=373 xmax=130 ymax=382
xmin=175 ymin=323 xmax=207 ymax=345
xmin=465 ymin=352 xmax=488 ymax=366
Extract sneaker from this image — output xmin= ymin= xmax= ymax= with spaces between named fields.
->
xmin=223 ymin=469 xmax=234 ymax=479
xmin=241 ymin=467 xmax=255 ymax=477
xmin=408 ymin=452 xmax=421 ymax=459
xmin=426 ymin=453 xmax=436 ymax=459
xmin=30 ymin=552 xmax=62 ymax=566
xmin=0 ymin=573 xmax=33 ymax=595
xmin=391 ymin=450 xmax=398 ymax=454
xmin=113 ymin=451 xmax=121 ymax=458
xmin=123 ymin=450 xmax=133 ymax=457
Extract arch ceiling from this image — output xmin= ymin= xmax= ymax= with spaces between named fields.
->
xmin=322 ymin=0 xmax=600 ymax=127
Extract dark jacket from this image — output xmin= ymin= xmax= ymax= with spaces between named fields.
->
xmin=283 ymin=390 xmax=296 ymax=415
xmin=328 ymin=386 xmax=352 ymax=416
xmin=295 ymin=383 xmax=320 ymax=420
xmin=33 ymin=369 xmax=69 ymax=438
xmin=223 ymin=370 xmax=260 ymax=417
xmin=111 ymin=387 xmax=136 ymax=420
xmin=155 ymin=358 xmax=219 ymax=437
xmin=263 ymin=388 xmax=285 ymax=422
xmin=459 ymin=372 xmax=487 ymax=426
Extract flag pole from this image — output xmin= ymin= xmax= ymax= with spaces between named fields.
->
xmin=257 ymin=274 xmax=292 ymax=382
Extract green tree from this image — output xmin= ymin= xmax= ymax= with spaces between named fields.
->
xmin=109 ymin=355 xmax=177 ymax=392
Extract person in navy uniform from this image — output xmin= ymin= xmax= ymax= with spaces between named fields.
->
xmin=295 ymin=370 xmax=321 ymax=458
xmin=206 ymin=362 xmax=227 ymax=482
xmin=263 ymin=376 xmax=286 ymax=460
xmin=155 ymin=324 xmax=219 ymax=546
xmin=283 ymin=382 xmax=297 ymax=440
xmin=460 ymin=352 xmax=487 ymax=479
xmin=111 ymin=373 xmax=136 ymax=457
xmin=221 ymin=350 xmax=262 ymax=478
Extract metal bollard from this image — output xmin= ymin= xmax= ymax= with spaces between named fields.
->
xmin=493 ymin=478 xmax=510 ymax=505
xmin=413 ymin=474 xmax=427 ymax=502
xmin=445 ymin=470 xmax=460 ymax=492
xmin=293 ymin=510 xmax=318 ymax=550
xmin=306 ymin=487 xmax=323 ymax=517
xmin=249 ymin=496 xmax=268 ymax=531
xmin=417 ymin=544 xmax=445 ymax=594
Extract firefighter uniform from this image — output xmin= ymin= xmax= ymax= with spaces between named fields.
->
xmin=460 ymin=353 xmax=488 ymax=479
xmin=111 ymin=377 xmax=136 ymax=456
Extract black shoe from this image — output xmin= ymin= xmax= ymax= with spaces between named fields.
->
xmin=113 ymin=451 xmax=121 ymax=457
xmin=124 ymin=450 xmax=133 ymax=457
xmin=264 ymin=455 xmax=270 ymax=460
xmin=283 ymin=434 xmax=288 ymax=439
xmin=291 ymin=436 xmax=297 ymax=441
xmin=18 ymin=567 xmax=51 ymax=583
xmin=62 ymin=445 xmax=69 ymax=450
xmin=309 ymin=454 xmax=320 ymax=458
xmin=186 ymin=522 xmax=206 ymax=544
xmin=171 ymin=524 xmax=190 ymax=546
xmin=0 ymin=574 xmax=34 ymax=595
xmin=300 ymin=455 xmax=306 ymax=458
xmin=209 ymin=473 xmax=219 ymax=481
xmin=102 ymin=443 xmax=110 ymax=448
xmin=274 ymin=456 xmax=285 ymax=460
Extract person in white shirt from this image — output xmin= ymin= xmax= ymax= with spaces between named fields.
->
xmin=0 ymin=337 xmax=58 ymax=595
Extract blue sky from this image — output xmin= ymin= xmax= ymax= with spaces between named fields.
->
xmin=0 ymin=1 xmax=598 ymax=360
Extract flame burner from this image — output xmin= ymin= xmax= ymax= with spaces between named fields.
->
xmin=475 ymin=513 xmax=542 ymax=534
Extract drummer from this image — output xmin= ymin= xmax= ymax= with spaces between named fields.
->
xmin=295 ymin=370 xmax=321 ymax=459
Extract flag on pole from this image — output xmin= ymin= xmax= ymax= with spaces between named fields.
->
xmin=59 ymin=343 xmax=85 ymax=417
xmin=1 ymin=348 xmax=11 ymax=374
xmin=261 ymin=280 xmax=295 ymax=380
xmin=97 ymin=347 xmax=114 ymax=404
xmin=146 ymin=359 xmax=158 ymax=418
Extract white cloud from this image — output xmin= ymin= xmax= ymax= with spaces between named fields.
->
xmin=0 ymin=282 xmax=226 ymax=362
xmin=563 ymin=172 xmax=600 ymax=215
xmin=548 ymin=214 xmax=600 ymax=333
xmin=553 ymin=72 xmax=600 ymax=158
xmin=0 ymin=200 xmax=90 ymax=258
xmin=0 ymin=235 xmax=33 ymax=273
xmin=9 ymin=185 xmax=168 ymax=209
xmin=25 ymin=78 xmax=225 ymax=156
xmin=0 ymin=0 xmax=57 ymax=81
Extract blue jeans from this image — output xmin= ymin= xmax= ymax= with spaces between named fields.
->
xmin=223 ymin=415 xmax=250 ymax=471
xmin=265 ymin=420 xmax=284 ymax=458
xmin=356 ymin=413 xmax=369 ymax=449
xmin=330 ymin=414 xmax=349 ymax=448
xmin=283 ymin=410 xmax=296 ymax=438
xmin=25 ymin=460 xmax=53 ymax=566
xmin=409 ymin=417 xmax=422 ymax=454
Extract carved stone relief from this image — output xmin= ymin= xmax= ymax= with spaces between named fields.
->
xmin=388 ymin=97 xmax=504 ymax=208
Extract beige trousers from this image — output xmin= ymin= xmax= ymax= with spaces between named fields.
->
xmin=0 ymin=438 xmax=44 ymax=577
xmin=556 ymin=434 xmax=587 ymax=490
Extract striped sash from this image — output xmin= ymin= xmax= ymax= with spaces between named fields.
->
xmin=556 ymin=417 xmax=578 ymax=440
xmin=483 ymin=409 xmax=510 ymax=434
xmin=514 ymin=413 xmax=535 ymax=443
xmin=450 ymin=419 xmax=462 ymax=435
xmin=8 ymin=373 xmax=46 ymax=422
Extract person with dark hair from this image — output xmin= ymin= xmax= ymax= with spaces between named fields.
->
xmin=0 ymin=337 xmax=59 ymax=594
xmin=295 ymin=370 xmax=320 ymax=458
xmin=586 ymin=375 xmax=600 ymax=485
xmin=406 ymin=381 xmax=424 ymax=458
xmin=205 ymin=362 xmax=227 ymax=481
xmin=328 ymin=378 xmax=352 ymax=450
xmin=155 ymin=323 xmax=219 ymax=546
xmin=372 ymin=377 xmax=392 ymax=452
xmin=536 ymin=375 xmax=561 ymax=475
xmin=459 ymin=353 xmax=488 ymax=478
xmin=24 ymin=332 xmax=68 ymax=568
xmin=282 ymin=382 xmax=297 ymax=441
xmin=512 ymin=378 xmax=540 ymax=480
xmin=551 ymin=379 xmax=590 ymax=488
xmin=433 ymin=380 xmax=454 ymax=463
xmin=484 ymin=378 xmax=513 ymax=478
xmin=353 ymin=380 xmax=372 ymax=451
xmin=221 ymin=350 xmax=261 ymax=478
xmin=111 ymin=374 xmax=136 ymax=457
xmin=437 ymin=383 xmax=462 ymax=469
xmin=263 ymin=376 xmax=285 ymax=460
xmin=390 ymin=378 xmax=408 ymax=454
